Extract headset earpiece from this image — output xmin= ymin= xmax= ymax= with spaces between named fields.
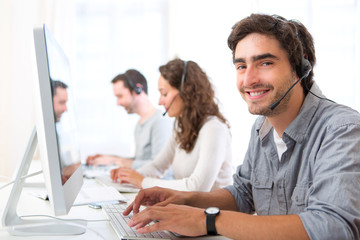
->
xmin=296 ymin=57 xmax=311 ymax=79
xmin=133 ymin=85 xmax=142 ymax=95
xmin=124 ymin=73 xmax=142 ymax=95
xmin=301 ymin=57 xmax=311 ymax=77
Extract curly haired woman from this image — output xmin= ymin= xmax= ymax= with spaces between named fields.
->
xmin=110 ymin=59 xmax=234 ymax=191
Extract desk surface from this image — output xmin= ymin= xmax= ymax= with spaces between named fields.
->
xmin=0 ymin=177 xmax=132 ymax=239
xmin=0 ymin=161 xmax=229 ymax=240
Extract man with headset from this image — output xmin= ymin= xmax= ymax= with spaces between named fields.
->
xmin=87 ymin=69 xmax=173 ymax=170
xmin=122 ymin=14 xmax=360 ymax=239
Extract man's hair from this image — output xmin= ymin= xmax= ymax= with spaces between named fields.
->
xmin=159 ymin=58 xmax=229 ymax=153
xmin=111 ymin=69 xmax=148 ymax=94
xmin=228 ymin=14 xmax=316 ymax=95
xmin=51 ymin=80 xmax=68 ymax=96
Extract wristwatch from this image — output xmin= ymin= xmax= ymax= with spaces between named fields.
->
xmin=204 ymin=207 xmax=220 ymax=235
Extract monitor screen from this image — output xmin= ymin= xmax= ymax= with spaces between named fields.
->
xmin=33 ymin=24 xmax=83 ymax=216
xmin=2 ymin=24 xmax=86 ymax=236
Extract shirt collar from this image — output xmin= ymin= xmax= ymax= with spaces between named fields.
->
xmin=256 ymin=83 xmax=324 ymax=143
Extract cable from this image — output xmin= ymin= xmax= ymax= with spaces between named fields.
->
xmin=0 ymin=175 xmax=11 ymax=181
xmin=305 ymin=84 xmax=336 ymax=104
xmin=0 ymin=170 xmax=43 ymax=190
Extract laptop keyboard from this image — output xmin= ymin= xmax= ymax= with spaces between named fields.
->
xmin=102 ymin=203 xmax=176 ymax=240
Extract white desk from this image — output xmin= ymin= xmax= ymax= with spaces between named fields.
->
xmin=0 ymin=177 xmax=132 ymax=240
xmin=0 ymin=160 xmax=229 ymax=240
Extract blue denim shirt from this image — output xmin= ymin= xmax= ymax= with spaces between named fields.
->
xmin=225 ymin=83 xmax=360 ymax=239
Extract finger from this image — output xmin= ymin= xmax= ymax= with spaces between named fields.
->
xmin=136 ymin=221 xmax=165 ymax=234
xmin=110 ymin=169 xmax=115 ymax=180
xmin=123 ymin=201 xmax=135 ymax=216
xmin=132 ymin=191 xmax=146 ymax=214
xmin=130 ymin=207 xmax=168 ymax=228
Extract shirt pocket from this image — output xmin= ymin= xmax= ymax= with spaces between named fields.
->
xmin=289 ymin=184 xmax=308 ymax=214
xmin=251 ymin=171 xmax=273 ymax=215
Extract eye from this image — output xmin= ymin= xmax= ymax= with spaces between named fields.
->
xmin=261 ymin=61 xmax=273 ymax=66
xmin=235 ymin=64 xmax=246 ymax=71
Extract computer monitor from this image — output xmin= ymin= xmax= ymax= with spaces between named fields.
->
xmin=1 ymin=24 xmax=86 ymax=236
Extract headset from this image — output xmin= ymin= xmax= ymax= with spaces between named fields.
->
xmin=269 ymin=57 xmax=311 ymax=110
xmin=124 ymin=73 xmax=142 ymax=95
xmin=269 ymin=16 xmax=334 ymax=110
xmin=163 ymin=60 xmax=188 ymax=116
xmin=180 ymin=60 xmax=188 ymax=94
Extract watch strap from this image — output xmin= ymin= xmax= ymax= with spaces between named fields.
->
xmin=206 ymin=212 xmax=218 ymax=235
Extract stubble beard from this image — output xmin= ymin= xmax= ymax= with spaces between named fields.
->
xmin=244 ymin=80 xmax=294 ymax=117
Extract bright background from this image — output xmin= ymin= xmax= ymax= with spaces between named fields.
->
xmin=1 ymin=0 xmax=359 ymax=178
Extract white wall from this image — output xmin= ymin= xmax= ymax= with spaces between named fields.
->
xmin=0 ymin=0 xmax=76 ymax=178
xmin=0 ymin=0 xmax=39 ymax=178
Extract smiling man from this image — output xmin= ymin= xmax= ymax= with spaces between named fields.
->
xmin=122 ymin=14 xmax=360 ymax=240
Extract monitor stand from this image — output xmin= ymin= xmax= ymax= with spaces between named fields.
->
xmin=1 ymin=127 xmax=86 ymax=236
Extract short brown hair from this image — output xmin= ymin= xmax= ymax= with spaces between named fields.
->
xmin=228 ymin=14 xmax=316 ymax=95
xmin=111 ymin=69 xmax=148 ymax=94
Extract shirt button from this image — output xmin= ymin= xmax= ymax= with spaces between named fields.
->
xmin=254 ymin=180 xmax=259 ymax=186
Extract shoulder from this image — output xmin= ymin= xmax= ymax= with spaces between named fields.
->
xmin=199 ymin=116 xmax=230 ymax=136
xmin=151 ymin=109 xmax=173 ymax=125
xmin=316 ymin=101 xmax=360 ymax=130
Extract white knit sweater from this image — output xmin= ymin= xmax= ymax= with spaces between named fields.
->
xmin=138 ymin=116 xmax=234 ymax=191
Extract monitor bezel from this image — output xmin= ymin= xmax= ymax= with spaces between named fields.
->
xmin=33 ymin=24 xmax=83 ymax=216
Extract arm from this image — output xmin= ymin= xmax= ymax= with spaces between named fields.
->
xmin=86 ymin=154 xmax=133 ymax=168
xmin=124 ymin=187 xmax=237 ymax=215
xmin=127 ymin=188 xmax=308 ymax=239
xmin=110 ymin=132 xmax=176 ymax=185
xmin=297 ymin=122 xmax=360 ymax=239
xmin=130 ymin=207 xmax=309 ymax=240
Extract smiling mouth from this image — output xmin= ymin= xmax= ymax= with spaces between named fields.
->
xmin=247 ymin=90 xmax=269 ymax=97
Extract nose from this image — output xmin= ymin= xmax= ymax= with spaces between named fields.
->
xmin=242 ymin=64 xmax=259 ymax=87
xmin=158 ymin=96 xmax=164 ymax=106
xmin=117 ymin=98 xmax=122 ymax=106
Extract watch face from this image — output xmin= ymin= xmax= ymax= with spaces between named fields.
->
xmin=206 ymin=207 xmax=219 ymax=214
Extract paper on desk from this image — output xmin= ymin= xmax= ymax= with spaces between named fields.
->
xmin=74 ymin=186 xmax=128 ymax=206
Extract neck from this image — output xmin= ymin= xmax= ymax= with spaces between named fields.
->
xmin=267 ymin=86 xmax=305 ymax=138
xmin=136 ymin=95 xmax=156 ymax=124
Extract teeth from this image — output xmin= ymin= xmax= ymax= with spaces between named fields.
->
xmin=249 ymin=91 xmax=265 ymax=96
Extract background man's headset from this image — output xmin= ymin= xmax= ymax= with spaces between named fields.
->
xmin=124 ymin=73 xmax=142 ymax=95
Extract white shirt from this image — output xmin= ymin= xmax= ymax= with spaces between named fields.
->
xmin=138 ymin=116 xmax=234 ymax=191
xmin=273 ymin=129 xmax=287 ymax=162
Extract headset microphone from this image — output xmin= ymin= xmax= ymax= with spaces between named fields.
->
xmin=162 ymin=60 xmax=188 ymax=116
xmin=269 ymin=58 xmax=312 ymax=110
xmin=162 ymin=93 xmax=179 ymax=116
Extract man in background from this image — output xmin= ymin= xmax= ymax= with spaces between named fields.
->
xmin=87 ymin=69 xmax=173 ymax=170
xmin=51 ymin=80 xmax=81 ymax=183
xmin=52 ymin=80 xmax=68 ymax=122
